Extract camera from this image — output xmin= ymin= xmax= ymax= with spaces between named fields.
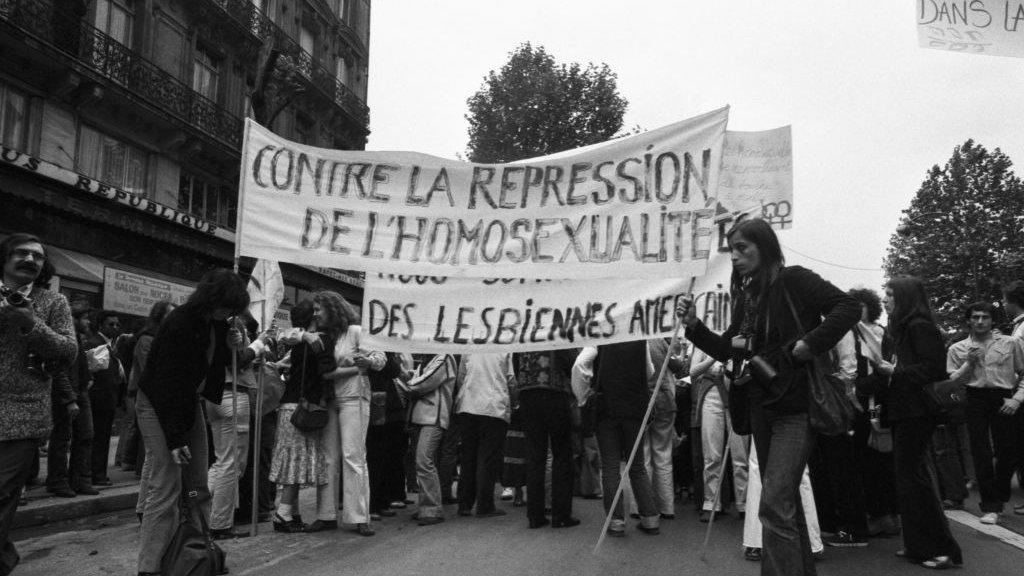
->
xmin=748 ymin=355 xmax=778 ymax=387
xmin=1 ymin=287 xmax=31 ymax=308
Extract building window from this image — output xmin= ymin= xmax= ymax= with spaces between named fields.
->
xmin=294 ymin=114 xmax=315 ymax=146
xmin=299 ymin=25 xmax=315 ymax=55
xmin=77 ymin=126 xmax=148 ymax=196
xmin=192 ymin=47 xmax=219 ymax=101
xmin=0 ymin=83 xmax=28 ymax=149
xmin=335 ymin=57 xmax=348 ymax=86
xmin=178 ymin=172 xmax=236 ymax=228
xmin=94 ymin=0 xmax=133 ymax=46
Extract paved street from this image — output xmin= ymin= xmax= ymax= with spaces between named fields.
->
xmin=12 ymin=488 xmax=1024 ymax=576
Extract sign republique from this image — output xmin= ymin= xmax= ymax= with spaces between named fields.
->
xmin=236 ymin=108 xmax=729 ymax=280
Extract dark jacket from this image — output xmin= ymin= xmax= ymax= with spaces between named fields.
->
xmin=368 ymin=353 xmax=407 ymax=424
xmin=513 ymin=350 xmax=578 ymax=396
xmin=594 ymin=340 xmax=649 ymax=420
xmin=885 ymin=317 xmax=947 ymax=423
xmin=84 ymin=333 xmax=124 ymax=411
xmin=137 ymin=303 xmax=233 ymax=450
xmin=280 ymin=335 xmax=336 ymax=405
xmin=51 ymin=337 xmax=91 ymax=409
xmin=686 ymin=265 xmax=860 ymax=413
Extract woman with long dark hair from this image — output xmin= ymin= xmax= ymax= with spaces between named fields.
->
xmin=135 ymin=269 xmax=249 ymax=576
xmin=306 ymin=291 xmax=384 ymax=537
xmin=872 ymin=276 xmax=962 ymax=569
xmin=677 ymin=218 xmax=860 ymax=576
xmin=269 ymin=300 xmax=328 ymax=532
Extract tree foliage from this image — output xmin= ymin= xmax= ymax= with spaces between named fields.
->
xmin=465 ymin=43 xmax=628 ymax=163
xmin=884 ymin=140 xmax=1024 ymax=331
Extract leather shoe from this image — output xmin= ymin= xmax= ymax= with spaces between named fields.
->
xmin=528 ymin=517 xmax=550 ymax=529
xmin=47 ymin=485 xmax=76 ymax=498
xmin=303 ymin=519 xmax=338 ymax=533
xmin=744 ymin=547 xmax=762 ymax=561
xmin=272 ymin=513 xmax=305 ymax=533
xmin=418 ymin=516 xmax=445 ymax=526
xmin=355 ymin=523 xmax=375 ymax=536
xmin=209 ymin=528 xmax=250 ymax=540
xmin=73 ymin=484 xmax=99 ymax=495
xmin=551 ymin=517 xmax=580 ymax=528
xmin=475 ymin=508 xmax=507 ymax=518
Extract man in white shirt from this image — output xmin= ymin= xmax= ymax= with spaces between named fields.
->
xmin=1001 ymin=281 xmax=1024 ymax=515
xmin=947 ymin=301 xmax=1024 ymax=525
xmin=454 ymin=353 xmax=515 ymax=518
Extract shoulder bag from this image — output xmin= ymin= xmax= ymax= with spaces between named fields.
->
xmin=923 ymin=377 xmax=967 ymax=424
xmin=161 ymin=472 xmax=226 ymax=576
xmin=782 ymin=284 xmax=859 ymax=436
xmin=289 ymin=346 xmax=328 ymax=432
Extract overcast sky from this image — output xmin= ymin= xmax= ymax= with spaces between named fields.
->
xmin=365 ymin=1 xmax=1024 ymax=293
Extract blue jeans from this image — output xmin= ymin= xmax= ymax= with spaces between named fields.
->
xmin=751 ymin=408 xmax=816 ymax=576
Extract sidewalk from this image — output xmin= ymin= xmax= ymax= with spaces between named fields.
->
xmin=14 ymin=436 xmax=139 ymax=530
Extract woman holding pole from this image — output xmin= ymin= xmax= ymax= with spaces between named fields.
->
xmin=677 ymin=218 xmax=859 ymax=576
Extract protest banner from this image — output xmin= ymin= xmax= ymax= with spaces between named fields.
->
xmin=917 ymin=0 xmax=1024 ymax=58
xmin=236 ymin=107 xmax=728 ymax=279
xmin=359 ymin=139 xmax=787 ymax=354
xmin=718 ymin=127 xmax=792 ymax=230
xmin=361 ymin=214 xmax=747 ymax=354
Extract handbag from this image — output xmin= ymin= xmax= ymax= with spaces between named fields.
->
xmin=161 ymin=473 xmax=226 ymax=576
xmin=289 ymin=347 xmax=328 ymax=432
xmin=923 ymin=377 xmax=967 ymax=423
xmin=782 ymin=285 xmax=858 ymax=436
xmin=866 ymin=395 xmax=893 ymax=453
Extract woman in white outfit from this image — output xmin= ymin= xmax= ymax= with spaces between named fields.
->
xmin=304 ymin=291 xmax=384 ymax=537
xmin=743 ymin=442 xmax=823 ymax=561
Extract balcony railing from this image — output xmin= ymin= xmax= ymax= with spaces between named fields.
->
xmin=0 ymin=0 xmax=243 ymax=150
xmin=202 ymin=0 xmax=369 ymax=130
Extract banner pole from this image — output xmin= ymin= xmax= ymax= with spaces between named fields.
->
xmin=593 ymin=276 xmax=696 ymax=554
xmin=250 ymin=300 xmax=267 ymax=534
xmin=233 ymin=119 xmax=254 ymax=274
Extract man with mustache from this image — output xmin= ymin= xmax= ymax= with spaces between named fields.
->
xmin=0 ymin=233 xmax=77 ymax=576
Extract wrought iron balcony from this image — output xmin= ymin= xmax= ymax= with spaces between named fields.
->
xmin=200 ymin=0 xmax=369 ymax=130
xmin=0 ymin=0 xmax=243 ymax=151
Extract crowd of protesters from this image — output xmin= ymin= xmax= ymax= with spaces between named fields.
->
xmin=2 ymin=222 xmax=1024 ymax=576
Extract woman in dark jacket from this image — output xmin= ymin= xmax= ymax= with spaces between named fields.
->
xmin=135 ymin=269 xmax=249 ymax=576
xmin=678 ymin=218 xmax=859 ymax=576
xmin=872 ymin=276 xmax=962 ymax=569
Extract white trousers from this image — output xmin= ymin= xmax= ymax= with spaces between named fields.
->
xmin=701 ymin=388 xmax=749 ymax=512
xmin=743 ymin=443 xmax=823 ymax=552
xmin=315 ymin=396 xmax=370 ymax=524
xmin=207 ymin=391 xmax=251 ymax=531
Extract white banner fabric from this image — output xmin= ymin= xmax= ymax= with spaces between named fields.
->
xmin=237 ymin=107 xmax=729 ymax=279
xmin=917 ymin=0 xmax=1024 ymax=58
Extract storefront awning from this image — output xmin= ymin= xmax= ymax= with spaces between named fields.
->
xmin=47 ymin=246 xmax=105 ymax=284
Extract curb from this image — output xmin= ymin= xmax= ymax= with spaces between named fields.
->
xmin=14 ymin=485 xmax=139 ymax=530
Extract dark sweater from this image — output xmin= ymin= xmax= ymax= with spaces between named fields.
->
xmin=885 ymin=317 xmax=947 ymax=423
xmin=137 ymin=303 xmax=233 ymax=450
xmin=280 ymin=336 xmax=336 ymax=405
xmin=594 ymin=340 xmax=649 ymax=420
xmin=686 ymin=266 xmax=861 ymax=413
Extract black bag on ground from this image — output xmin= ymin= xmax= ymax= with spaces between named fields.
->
xmin=161 ymin=473 xmax=226 ymax=576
